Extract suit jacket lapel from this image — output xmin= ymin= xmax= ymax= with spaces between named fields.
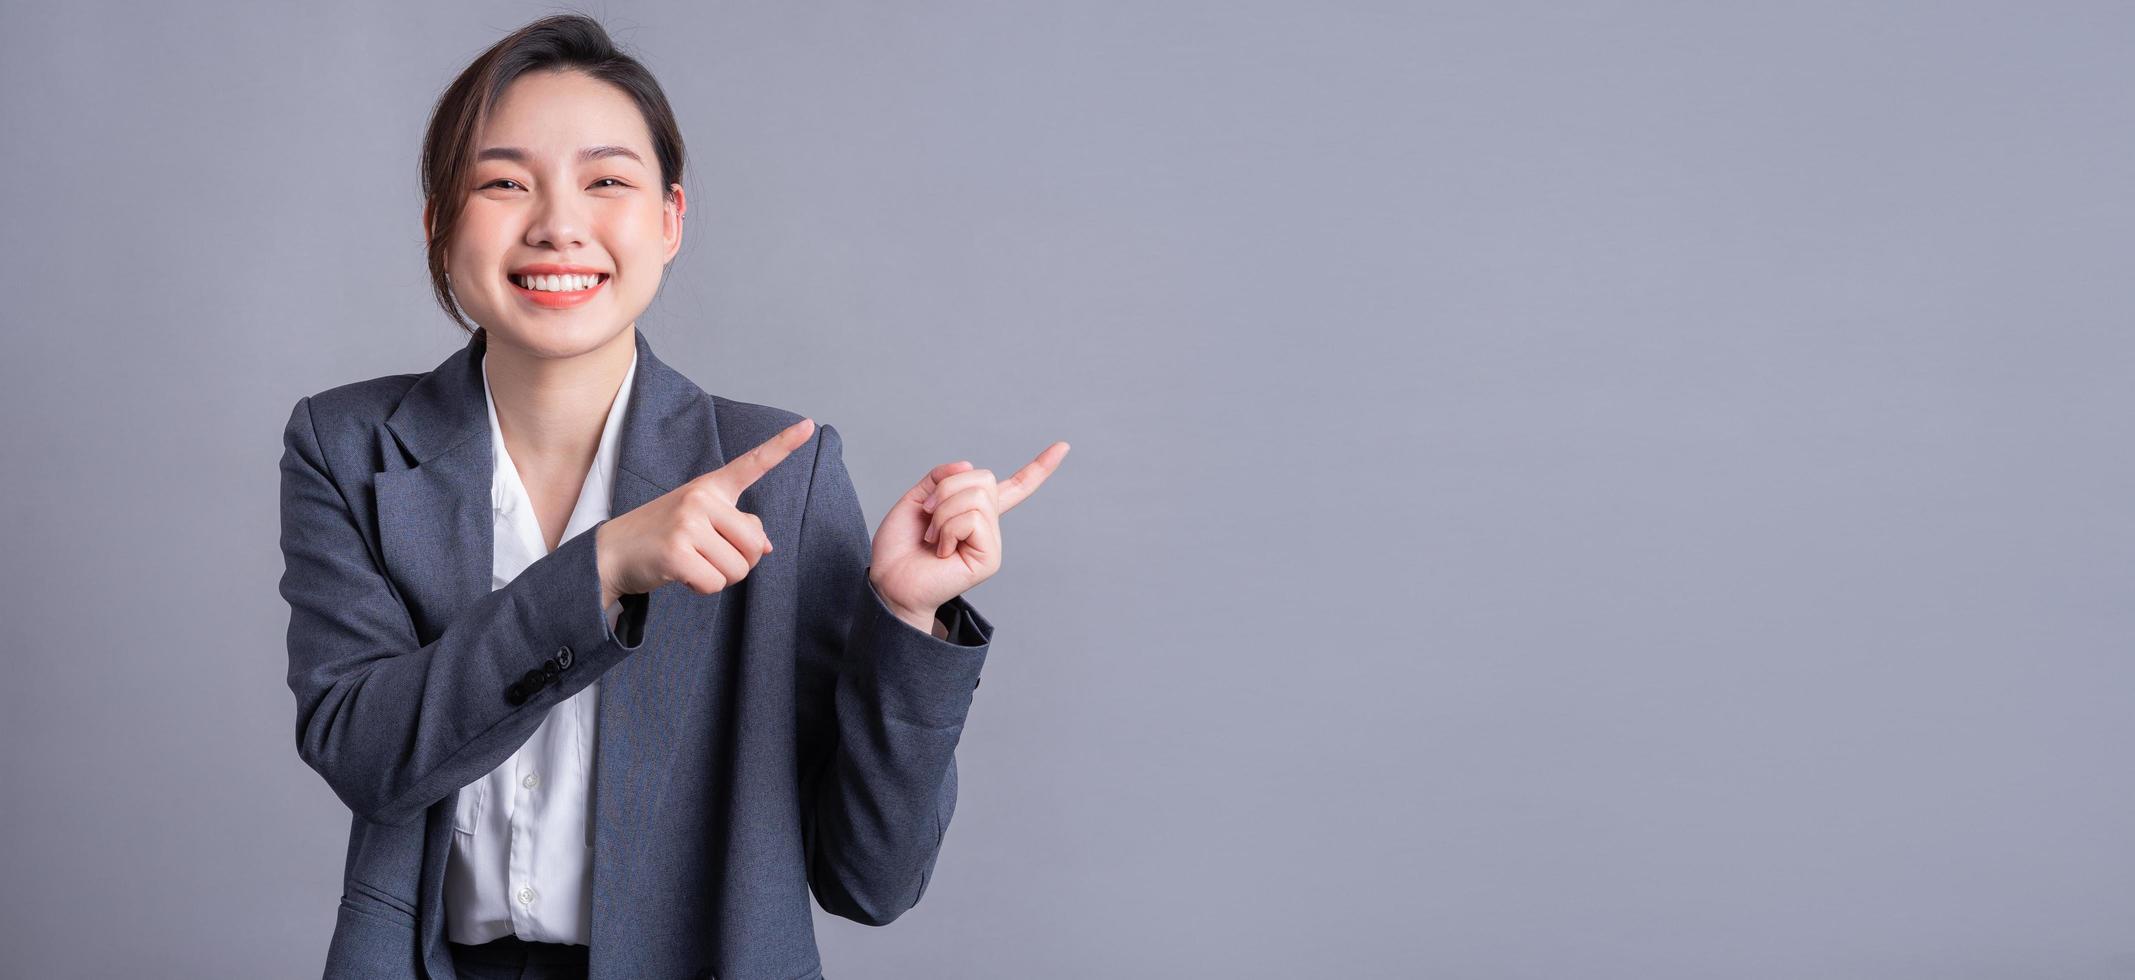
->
xmin=374 ymin=330 xmax=490 ymax=640
xmin=586 ymin=331 xmax=733 ymax=885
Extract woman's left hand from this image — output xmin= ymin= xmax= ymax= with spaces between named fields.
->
xmin=869 ymin=441 xmax=1070 ymax=631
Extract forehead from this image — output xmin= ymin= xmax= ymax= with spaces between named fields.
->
xmin=476 ymin=69 xmax=653 ymax=162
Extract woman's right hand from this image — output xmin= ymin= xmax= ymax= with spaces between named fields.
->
xmin=595 ymin=418 xmax=817 ymax=607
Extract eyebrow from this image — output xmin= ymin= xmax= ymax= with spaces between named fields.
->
xmin=475 ymin=145 xmax=646 ymax=166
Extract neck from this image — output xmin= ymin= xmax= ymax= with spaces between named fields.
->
xmin=482 ymin=324 xmax=635 ymax=465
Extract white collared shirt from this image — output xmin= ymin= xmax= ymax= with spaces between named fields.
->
xmin=444 ymin=347 xmax=638 ymax=946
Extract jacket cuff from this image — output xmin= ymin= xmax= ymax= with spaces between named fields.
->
xmin=502 ymin=521 xmax=649 ymax=707
xmin=853 ymin=570 xmax=993 ymax=727
xmin=608 ymin=590 xmax=650 ymax=649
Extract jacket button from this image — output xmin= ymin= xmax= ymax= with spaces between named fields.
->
xmin=556 ymin=646 xmax=574 ymax=669
xmin=541 ymin=659 xmax=560 ymax=682
xmin=505 ymin=682 xmax=529 ymax=706
xmin=522 ymin=668 xmax=545 ymax=689
xmin=974 ymin=675 xmax=981 ymax=689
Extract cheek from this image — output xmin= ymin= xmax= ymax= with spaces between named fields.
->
xmin=446 ymin=212 xmax=510 ymax=273
xmin=603 ymin=205 xmax=671 ymax=266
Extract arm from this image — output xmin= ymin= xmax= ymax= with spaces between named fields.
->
xmin=795 ymin=423 xmax=993 ymax=926
xmin=878 ymin=581 xmax=955 ymax=640
xmin=278 ymin=395 xmax=650 ymax=827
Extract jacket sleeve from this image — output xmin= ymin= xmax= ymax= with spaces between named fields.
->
xmin=278 ymin=395 xmax=651 ymax=827
xmin=796 ymin=423 xmax=994 ymax=926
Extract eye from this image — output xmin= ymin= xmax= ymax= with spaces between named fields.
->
xmin=593 ymin=178 xmax=628 ymax=189
xmin=482 ymin=179 xmax=523 ymax=190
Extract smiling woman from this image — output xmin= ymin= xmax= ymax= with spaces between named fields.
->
xmin=417 ymin=15 xmax=687 ymax=344
xmin=279 ymin=12 xmax=1052 ymax=980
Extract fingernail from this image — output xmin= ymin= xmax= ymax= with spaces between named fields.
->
xmin=922 ymin=496 xmax=935 ymax=512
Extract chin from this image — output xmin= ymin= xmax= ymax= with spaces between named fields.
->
xmin=481 ymin=317 xmax=633 ymax=361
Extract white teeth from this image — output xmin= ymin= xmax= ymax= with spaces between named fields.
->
xmin=513 ymin=273 xmax=603 ymax=292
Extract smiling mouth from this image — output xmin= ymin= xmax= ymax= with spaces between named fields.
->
xmin=509 ymin=272 xmax=610 ymax=293
xmin=509 ymin=272 xmax=609 ymax=309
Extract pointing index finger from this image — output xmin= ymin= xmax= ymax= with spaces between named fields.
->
xmin=997 ymin=440 xmax=1069 ymax=513
xmin=705 ymin=417 xmax=816 ymax=499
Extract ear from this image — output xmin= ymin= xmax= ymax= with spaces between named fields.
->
xmin=665 ymin=184 xmax=686 ymax=265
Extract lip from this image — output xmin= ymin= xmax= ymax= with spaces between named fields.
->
xmin=509 ymin=269 xmax=609 ymax=309
xmin=510 ymin=263 xmax=609 ymax=276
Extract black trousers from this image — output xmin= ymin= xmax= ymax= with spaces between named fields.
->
xmin=446 ymin=934 xmax=591 ymax=980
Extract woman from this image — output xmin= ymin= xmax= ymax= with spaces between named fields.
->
xmin=277 ymin=15 xmax=1066 ymax=980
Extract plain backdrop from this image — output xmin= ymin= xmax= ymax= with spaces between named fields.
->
xmin=2 ymin=2 xmax=2132 ymax=977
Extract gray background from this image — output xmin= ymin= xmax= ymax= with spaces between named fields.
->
xmin=2 ymin=1 xmax=2130 ymax=977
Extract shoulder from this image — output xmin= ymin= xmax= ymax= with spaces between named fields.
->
xmin=281 ymin=372 xmax=422 ymax=453
xmin=709 ymin=393 xmax=844 ymax=463
xmin=303 ymin=373 xmax=422 ymax=427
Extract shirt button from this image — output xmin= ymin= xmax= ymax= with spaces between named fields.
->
xmin=523 ymin=772 xmax=540 ymax=790
xmin=518 ymin=886 xmax=537 ymax=905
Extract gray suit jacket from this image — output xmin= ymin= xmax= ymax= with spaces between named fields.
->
xmin=278 ymin=326 xmax=993 ymax=980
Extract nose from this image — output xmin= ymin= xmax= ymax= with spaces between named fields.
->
xmin=524 ymin=190 xmax=588 ymax=251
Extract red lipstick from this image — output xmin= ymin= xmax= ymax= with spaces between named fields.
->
xmin=508 ymin=264 xmax=609 ymax=310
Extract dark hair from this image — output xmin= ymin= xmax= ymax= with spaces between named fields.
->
xmin=419 ymin=14 xmax=687 ymax=333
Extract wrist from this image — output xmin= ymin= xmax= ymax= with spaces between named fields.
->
xmin=595 ymin=522 xmax=622 ymax=608
xmin=903 ymin=608 xmax=950 ymax=640
xmin=886 ymin=599 xmax=938 ymax=636
xmin=869 ymin=578 xmax=942 ymax=637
